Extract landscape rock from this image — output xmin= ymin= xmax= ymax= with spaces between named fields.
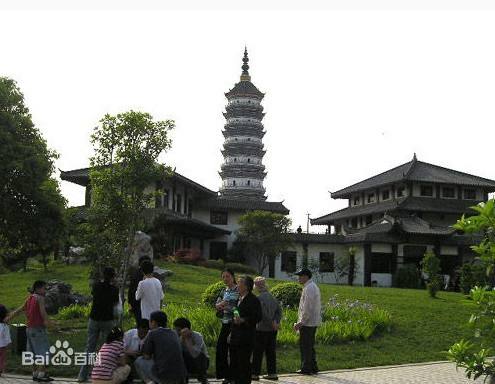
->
xmin=129 ymin=231 xmax=154 ymax=267
xmin=43 ymin=280 xmax=91 ymax=315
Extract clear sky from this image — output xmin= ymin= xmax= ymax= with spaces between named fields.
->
xmin=2 ymin=1 xmax=495 ymax=231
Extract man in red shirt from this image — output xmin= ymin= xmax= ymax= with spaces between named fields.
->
xmin=8 ymin=280 xmax=53 ymax=382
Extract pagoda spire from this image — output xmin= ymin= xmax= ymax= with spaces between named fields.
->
xmin=240 ymin=47 xmax=251 ymax=81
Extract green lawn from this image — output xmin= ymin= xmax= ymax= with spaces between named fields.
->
xmin=0 ymin=261 xmax=475 ymax=377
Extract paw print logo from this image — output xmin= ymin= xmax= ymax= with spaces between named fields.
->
xmin=49 ymin=340 xmax=74 ymax=366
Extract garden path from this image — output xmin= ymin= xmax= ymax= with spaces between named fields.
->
xmin=1 ymin=361 xmax=485 ymax=384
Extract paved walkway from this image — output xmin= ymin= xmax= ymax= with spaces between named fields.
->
xmin=0 ymin=361 xmax=486 ymax=384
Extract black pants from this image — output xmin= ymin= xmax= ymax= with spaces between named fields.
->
xmin=216 ymin=323 xmax=232 ymax=379
xmin=299 ymin=326 xmax=318 ymax=373
xmin=183 ymin=351 xmax=209 ymax=383
xmin=252 ymin=331 xmax=277 ymax=375
xmin=229 ymin=341 xmax=254 ymax=384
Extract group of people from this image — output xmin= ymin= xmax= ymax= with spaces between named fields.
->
xmin=214 ymin=267 xmax=321 ymax=384
xmin=0 ymin=257 xmax=322 ymax=384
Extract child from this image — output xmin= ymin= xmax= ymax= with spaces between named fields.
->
xmin=0 ymin=304 xmax=12 ymax=376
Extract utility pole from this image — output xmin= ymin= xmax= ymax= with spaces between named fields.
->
xmin=306 ymin=213 xmax=311 ymax=233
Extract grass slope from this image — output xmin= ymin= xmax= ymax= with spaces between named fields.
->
xmin=0 ymin=262 xmax=475 ymax=376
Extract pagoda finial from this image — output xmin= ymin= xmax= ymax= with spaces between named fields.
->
xmin=240 ymin=46 xmax=251 ymax=81
xmin=413 ymin=152 xmax=417 ymax=161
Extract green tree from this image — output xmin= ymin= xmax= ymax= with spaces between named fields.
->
xmin=0 ymin=77 xmax=66 ymax=271
xmin=448 ymin=199 xmax=495 ymax=382
xmin=236 ymin=210 xmax=292 ymax=275
xmin=421 ymin=250 xmax=442 ymax=297
xmin=87 ymin=110 xmax=174 ymax=312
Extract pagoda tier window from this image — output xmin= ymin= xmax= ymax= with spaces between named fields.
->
xmin=463 ymin=188 xmax=476 ymax=200
xmin=397 ymin=186 xmax=405 ymax=197
xmin=247 ymin=180 xmax=251 ymax=186
xmin=365 ymin=215 xmax=373 ymax=225
xmin=353 ymin=196 xmax=360 ymax=205
xmin=367 ymin=193 xmax=375 ymax=203
xmin=420 ymin=185 xmax=434 ymax=197
xmin=382 ymin=190 xmax=390 ymax=200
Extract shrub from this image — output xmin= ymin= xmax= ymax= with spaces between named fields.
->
xmin=201 ymin=259 xmax=225 ymax=270
xmin=201 ymin=281 xmax=226 ymax=307
xmin=421 ymin=251 xmax=442 ymax=298
xmin=459 ymin=263 xmax=489 ymax=294
xmin=395 ymin=264 xmax=421 ymax=289
xmin=224 ymin=262 xmax=256 ymax=275
xmin=277 ymin=295 xmax=392 ymax=345
xmin=57 ymin=304 xmax=91 ymax=320
xmin=271 ymin=282 xmax=302 ymax=308
xmin=165 ymin=303 xmax=220 ymax=345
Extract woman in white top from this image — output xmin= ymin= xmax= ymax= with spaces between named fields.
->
xmin=135 ymin=261 xmax=164 ymax=320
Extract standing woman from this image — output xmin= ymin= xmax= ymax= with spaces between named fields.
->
xmin=215 ymin=269 xmax=239 ymax=384
xmin=229 ymin=276 xmax=262 ymax=384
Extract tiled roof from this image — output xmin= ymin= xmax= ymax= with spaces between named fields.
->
xmin=60 ymin=167 xmax=217 ymax=196
xmin=225 ymin=81 xmax=264 ymax=99
xmin=311 ymin=196 xmax=480 ymax=225
xmin=311 ymin=198 xmax=405 ymax=224
xmin=341 ymin=215 xmax=454 ymax=242
xmin=332 ymin=156 xmax=495 ymax=198
xmin=289 ymin=233 xmax=346 ymax=244
xmin=198 ymin=198 xmax=289 ymax=214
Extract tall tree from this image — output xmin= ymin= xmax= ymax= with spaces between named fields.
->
xmin=87 ymin=110 xmax=174 ymax=311
xmin=236 ymin=210 xmax=292 ymax=275
xmin=0 ymin=77 xmax=66 ymax=270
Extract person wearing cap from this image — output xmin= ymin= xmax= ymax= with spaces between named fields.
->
xmin=293 ymin=268 xmax=321 ymax=375
xmin=251 ymin=277 xmax=281 ymax=381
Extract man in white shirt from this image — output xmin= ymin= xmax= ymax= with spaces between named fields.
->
xmin=124 ymin=319 xmax=149 ymax=384
xmin=293 ymin=268 xmax=321 ymax=375
xmin=135 ymin=261 xmax=164 ymax=320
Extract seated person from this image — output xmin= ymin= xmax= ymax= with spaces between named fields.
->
xmin=123 ymin=319 xmax=149 ymax=383
xmin=91 ymin=327 xmax=130 ymax=384
xmin=173 ymin=318 xmax=209 ymax=384
xmin=135 ymin=311 xmax=187 ymax=384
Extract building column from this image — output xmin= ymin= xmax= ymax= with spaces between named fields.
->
xmin=391 ymin=244 xmax=398 ymax=274
xmin=364 ymin=243 xmax=372 ymax=287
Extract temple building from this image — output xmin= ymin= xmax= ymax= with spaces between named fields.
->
xmin=274 ymin=155 xmax=495 ymax=286
xmin=61 ymin=49 xmax=288 ymax=261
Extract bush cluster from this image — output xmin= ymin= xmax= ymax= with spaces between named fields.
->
xmin=459 ymin=263 xmax=490 ymax=294
xmin=271 ymin=282 xmax=302 ymax=308
xmin=394 ymin=265 xmax=421 ymax=289
xmin=201 ymin=281 xmax=226 ymax=308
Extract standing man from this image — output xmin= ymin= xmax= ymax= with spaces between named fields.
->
xmin=293 ymin=268 xmax=321 ymax=375
xmin=252 ymin=277 xmax=281 ymax=381
xmin=135 ymin=260 xmax=164 ymax=321
xmin=77 ymin=266 xmax=119 ymax=382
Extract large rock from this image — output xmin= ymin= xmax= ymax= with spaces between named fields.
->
xmin=153 ymin=267 xmax=172 ymax=290
xmin=129 ymin=231 xmax=154 ymax=267
xmin=43 ymin=280 xmax=91 ymax=315
xmin=64 ymin=246 xmax=88 ymax=265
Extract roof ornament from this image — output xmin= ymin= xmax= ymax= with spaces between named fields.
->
xmin=413 ymin=152 xmax=417 ymax=162
xmin=240 ymin=46 xmax=251 ymax=82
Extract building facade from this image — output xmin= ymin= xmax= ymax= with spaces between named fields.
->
xmin=274 ymin=155 xmax=495 ymax=286
xmin=61 ymin=50 xmax=288 ymax=263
